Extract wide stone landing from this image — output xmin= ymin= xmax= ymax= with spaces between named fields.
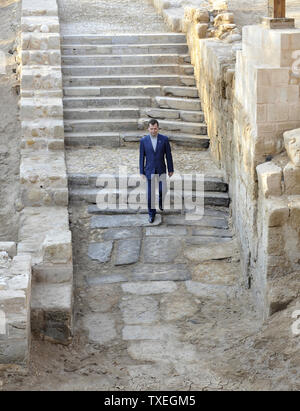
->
xmin=83 ymin=205 xmax=236 ymax=287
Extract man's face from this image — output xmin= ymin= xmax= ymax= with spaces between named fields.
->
xmin=148 ymin=123 xmax=159 ymax=137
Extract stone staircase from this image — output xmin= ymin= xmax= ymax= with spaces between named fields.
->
xmin=61 ymin=33 xmax=209 ymax=149
xmin=68 ymin=173 xmax=230 ymax=209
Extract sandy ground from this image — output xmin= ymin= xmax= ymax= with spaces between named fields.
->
xmin=58 ymin=0 xmax=169 ymax=34
xmin=0 ymin=0 xmax=21 ymax=241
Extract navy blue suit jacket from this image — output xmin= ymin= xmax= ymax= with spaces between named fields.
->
xmin=139 ymin=133 xmax=174 ymax=179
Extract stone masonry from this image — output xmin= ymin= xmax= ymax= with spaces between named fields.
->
xmin=18 ymin=0 xmax=73 ymax=347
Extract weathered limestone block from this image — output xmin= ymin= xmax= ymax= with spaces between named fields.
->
xmin=20 ymin=152 xmax=67 ymax=188
xmin=257 ymin=162 xmax=283 ymax=198
xmin=194 ymin=10 xmax=210 ymax=24
xmin=268 ymin=272 xmax=300 ymax=315
xmin=31 ymin=282 xmax=73 ymax=344
xmin=288 ymin=196 xmax=300 ymax=231
xmin=21 ymin=137 xmax=64 ymax=151
xmin=284 ymin=128 xmax=300 ymax=167
xmin=20 ymin=152 xmax=68 ymax=206
xmin=21 ymin=98 xmax=63 ymax=120
xmin=22 ymin=33 xmax=60 ymax=50
xmin=0 ymin=254 xmax=31 ymax=368
xmin=184 ymin=6 xmax=196 ymax=24
xmin=22 ymin=119 xmax=64 ymax=139
xmin=224 ymin=33 xmax=242 ymax=43
xmin=22 ymin=50 xmax=61 ymax=66
xmin=214 ymin=13 xmax=234 ymax=26
xmin=18 ymin=207 xmax=70 ymax=263
xmin=0 ymin=243 xmax=16 ymax=259
xmin=22 ymin=0 xmax=58 ymax=17
xmin=42 ymin=230 xmax=72 ymax=264
xmin=196 ymin=23 xmax=209 ymax=39
xmin=21 ymin=68 xmax=62 ymax=92
xmin=266 ymin=198 xmax=289 ymax=227
xmin=33 ymin=263 xmax=73 ymax=284
xmin=212 ymin=0 xmax=228 ymax=11
xmin=283 ymin=162 xmax=300 ymax=195
xmin=21 ymin=16 xmax=60 ymax=33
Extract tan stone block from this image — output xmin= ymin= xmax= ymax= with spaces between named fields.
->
xmin=196 ymin=23 xmax=208 ymax=39
xmin=214 ymin=13 xmax=234 ymax=26
xmin=22 ymin=0 xmax=58 ymax=17
xmin=284 ymin=128 xmax=300 ymax=166
xmin=48 ymin=139 xmax=64 ymax=150
xmin=257 ymin=162 xmax=283 ymax=198
xmin=22 ymin=119 xmax=64 ymax=139
xmin=267 ymin=227 xmax=285 ymax=256
xmin=53 ymin=189 xmax=69 ymax=206
xmin=21 ymin=138 xmax=48 ymax=151
xmin=283 ymin=162 xmax=300 ymax=194
xmin=267 ymin=103 xmax=289 ymax=122
xmin=21 ymin=16 xmax=59 ymax=33
xmin=194 ymin=10 xmax=210 ymax=24
xmin=21 ymin=67 xmax=62 ymax=91
xmin=42 ymin=230 xmax=72 ymax=264
xmin=0 ymin=243 xmax=16 ymax=258
xmin=288 ymin=196 xmax=300 ymax=231
xmin=22 ymin=50 xmax=61 ymax=66
xmin=21 ymin=98 xmax=63 ymax=120
xmin=21 ymin=33 xmax=60 ymax=50
xmin=266 ymin=199 xmax=289 ymax=227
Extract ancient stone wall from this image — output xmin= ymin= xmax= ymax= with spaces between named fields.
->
xmin=0 ymin=245 xmax=31 ymax=370
xmin=0 ymin=1 xmax=21 ymax=242
xmin=151 ymin=0 xmax=300 ymax=318
xmin=18 ymin=0 xmax=73 ymax=345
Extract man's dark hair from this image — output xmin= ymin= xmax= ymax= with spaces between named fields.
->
xmin=148 ymin=119 xmax=159 ymax=127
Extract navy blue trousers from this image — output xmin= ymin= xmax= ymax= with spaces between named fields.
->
xmin=146 ymin=173 xmax=166 ymax=218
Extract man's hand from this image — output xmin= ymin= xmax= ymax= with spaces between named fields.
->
xmin=168 ymin=172 xmax=174 ymax=178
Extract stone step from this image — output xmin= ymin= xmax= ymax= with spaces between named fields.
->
xmin=61 ymin=33 xmax=187 ymax=45
xmin=63 ymin=107 xmax=140 ymax=120
xmin=65 ymin=132 xmax=121 ymax=148
xmin=164 ymin=215 xmax=229 ymax=229
xmin=141 ymin=107 xmax=204 ymax=123
xmin=163 ymin=86 xmax=199 ymax=98
xmin=138 ymin=118 xmax=207 ymax=135
xmin=69 ymin=173 xmax=228 ymax=192
xmin=31 ymin=282 xmax=73 ymax=344
xmin=63 ymin=96 xmax=152 ymax=108
xmin=64 ymin=131 xmax=209 ymax=149
xmin=62 ymin=43 xmax=189 ymax=55
xmin=167 ymin=133 xmax=210 ymax=148
xmin=63 ymin=85 xmax=162 ymax=97
xmin=63 ymin=74 xmax=196 ymax=87
xmin=87 ymin=204 xmax=229 ymax=218
xmin=69 ymin=187 xmax=229 ymax=207
xmin=155 ymin=96 xmax=201 ymax=111
xmin=121 ymin=131 xmax=210 ymax=149
xmin=62 ymin=64 xmax=194 ymax=76
xmin=64 ymin=119 xmax=139 ymax=133
xmin=62 ymin=54 xmax=190 ymax=66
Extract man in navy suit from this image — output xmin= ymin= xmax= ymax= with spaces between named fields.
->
xmin=139 ymin=119 xmax=174 ymax=223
